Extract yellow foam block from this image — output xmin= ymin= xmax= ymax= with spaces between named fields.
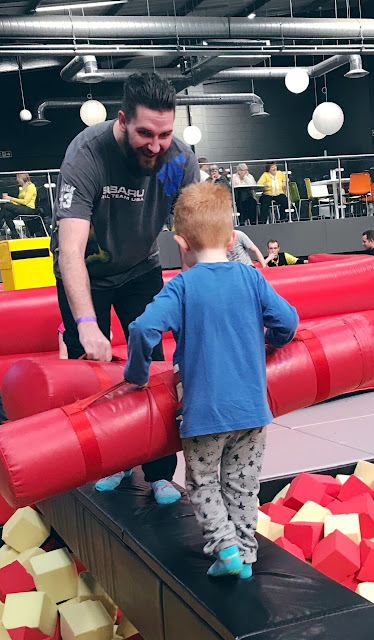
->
xmin=324 ymin=513 xmax=361 ymax=545
xmin=60 ymin=600 xmax=113 ymax=640
xmin=256 ymin=510 xmax=270 ymax=537
xmin=335 ymin=474 xmax=350 ymax=486
xmin=30 ymin=547 xmax=78 ymax=604
xmin=267 ymin=522 xmax=285 ymax=542
xmin=356 ymin=582 xmax=374 ymax=604
xmin=58 ymin=598 xmax=80 ymax=615
xmin=290 ymin=501 xmax=332 ymax=523
xmin=77 ymin=572 xmax=117 ymax=622
xmin=0 ymin=602 xmax=4 ymax=619
xmin=0 ymin=546 xmax=19 ymax=569
xmin=2 ymin=507 xmax=50 ymax=552
xmin=3 ymin=592 xmax=57 ymax=636
xmin=0 ymin=622 xmax=10 ymax=640
xmin=271 ymin=483 xmax=290 ymax=504
xmin=17 ymin=547 xmax=46 ymax=574
xmin=116 ymin=615 xmax=138 ymax=639
xmin=354 ymin=461 xmax=374 ymax=489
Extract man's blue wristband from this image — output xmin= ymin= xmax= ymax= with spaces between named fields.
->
xmin=76 ymin=316 xmax=97 ymax=325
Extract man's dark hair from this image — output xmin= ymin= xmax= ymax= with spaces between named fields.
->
xmin=363 ymin=230 xmax=374 ymax=241
xmin=198 ymin=157 xmax=208 ymax=166
xmin=265 ymin=162 xmax=277 ymax=173
xmin=267 ymin=239 xmax=279 ymax=247
xmin=121 ymin=72 xmax=176 ymax=121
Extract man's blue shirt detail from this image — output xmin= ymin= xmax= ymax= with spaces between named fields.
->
xmin=157 ymin=153 xmax=186 ymax=197
xmin=125 ymin=262 xmax=298 ymax=438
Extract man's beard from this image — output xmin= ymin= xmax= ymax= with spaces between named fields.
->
xmin=123 ymin=130 xmax=167 ymax=176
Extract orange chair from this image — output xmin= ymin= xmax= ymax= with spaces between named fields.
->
xmin=348 ymin=172 xmax=371 ymax=216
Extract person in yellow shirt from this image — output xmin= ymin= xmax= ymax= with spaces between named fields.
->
xmin=257 ymin=162 xmax=288 ymax=224
xmin=1 ymin=172 xmax=37 ymax=239
xmin=264 ymin=239 xmax=307 ymax=267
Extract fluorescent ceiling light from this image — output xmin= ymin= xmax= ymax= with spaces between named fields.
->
xmin=36 ymin=0 xmax=127 ymax=12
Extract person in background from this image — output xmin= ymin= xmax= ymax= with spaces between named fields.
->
xmin=232 ymin=163 xmax=258 ymax=225
xmin=1 ymin=173 xmax=37 ymax=239
xmin=124 ymin=181 xmax=298 ymax=579
xmin=198 ymin=157 xmax=210 ymax=182
xmin=264 ymin=239 xmax=307 ymax=267
xmin=228 ymin=230 xmax=266 ymax=268
xmin=362 ymin=230 xmax=374 ymax=255
xmin=257 ymin=162 xmax=288 ymax=224
xmin=208 ymin=164 xmax=231 ymax=190
xmin=51 ymin=71 xmax=199 ymax=502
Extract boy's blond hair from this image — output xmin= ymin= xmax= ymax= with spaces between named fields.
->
xmin=174 ymin=181 xmax=233 ymax=251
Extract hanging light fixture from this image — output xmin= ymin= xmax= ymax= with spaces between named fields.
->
xmin=80 ymin=98 xmax=107 ymax=126
xmin=285 ymin=68 xmax=310 ymax=94
xmin=307 ymin=120 xmax=326 ymax=140
xmin=183 ymin=125 xmax=202 ymax=146
xmin=17 ymin=60 xmax=32 ymax=121
xmin=312 ymin=102 xmax=344 ymax=136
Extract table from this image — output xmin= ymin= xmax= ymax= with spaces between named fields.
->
xmin=311 ymin=178 xmax=350 ymax=219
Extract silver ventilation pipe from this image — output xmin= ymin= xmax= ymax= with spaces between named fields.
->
xmin=1 ymin=16 xmax=374 ymax=40
xmin=30 ymin=92 xmax=269 ymax=125
xmin=0 ymin=57 xmax=61 ymax=73
xmin=60 ymin=55 xmax=104 ymax=83
xmin=344 ymin=54 xmax=370 ymax=77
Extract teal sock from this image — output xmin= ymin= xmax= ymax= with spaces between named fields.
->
xmin=239 ymin=563 xmax=253 ymax=579
xmin=151 ymin=480 xmax=181 ymax=505
xmin=95 ymin=471 xmax=125 ymax=492
xmin=207 ymin=545 xmax=242 ymax=578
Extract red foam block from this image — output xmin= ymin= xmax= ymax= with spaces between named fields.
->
xmin=0 ymin=561 xmax=35 ymax=602
xmin=273 ymin=537 xmax=305 ymax=562
xmin=7 ymin=619 xmax=60 ymax=640
xmin=340 ymin=574 xmax=361 ymax=592
xmin=312 ymin=530 xmax=360 ymax=582
xmin=284 ymin=521 xmax=324 ymax=560
xmin=357 ymin=539 xmax=374 ymax=582
xmin=0 ymin=493 xmax=16 ymax=525
xmin=311 ymin=474 xmax=340 ymax=498
xmin=259 ymin=502 xmax=296 ymax=525
xmin=327 ymin=494 xmax=374 ymax=538
xmin=319 ymin=494 xmax=335 ymax=508
xmin=283 ymin=473 xmax=325 ymax=511
xmin=338 ymin=475 xmax=374 ymax=502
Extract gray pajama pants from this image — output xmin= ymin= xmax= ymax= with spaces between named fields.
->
xmin=182 ymin=427 xmax=266 ymax=564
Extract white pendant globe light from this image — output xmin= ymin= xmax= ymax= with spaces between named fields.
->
xmin=312 ymin=102 xmax=344 ymax=135
xmin=183 ymin=125 xmax=202 ymax=145
xmin=307 ymin=120 xmax=326 ymax=140
xmin=19 ymin=109 xmax=32 ymax=121
xmin=285 ymin=68 xmax=310 ymax=94
xmin=80 ymin=99 xmax=107 ymax=126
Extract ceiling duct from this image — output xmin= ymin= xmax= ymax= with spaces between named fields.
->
xmin=31 ymin=92 xmax=269 ymax=125
xmin=1 ymin=16 xmax=374 ymax=41
xmin=0 ymin=57 xmax=61 ymax=73
xmin=344 ymin=54 xmax=370 ymax=78
xmin=60 ymin=55 xmax=104 ymax=83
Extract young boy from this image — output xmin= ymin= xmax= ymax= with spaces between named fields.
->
xmin=124 ymin=182 xmax=298 ymax=579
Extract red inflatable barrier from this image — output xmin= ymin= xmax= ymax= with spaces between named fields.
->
xmin=307 ymin=253 xmax=360 ymax=263
xmin=1 ymin=311 xmax=374 ymax=508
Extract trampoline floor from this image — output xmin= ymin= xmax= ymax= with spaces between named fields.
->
xmin=174 ymin=390 xmax=374 ymax=487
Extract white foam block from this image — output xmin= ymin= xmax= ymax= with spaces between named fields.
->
xmin=2 ymin=507 xmax=50 ymax=553
xmin=356 ymin=582 xmax=374 ymax=604
xmin=2 ymin=592 xmax=57 ymax=636
xmin=58 ymin=598 xmax=80 ymax=615
xmin=29 ymin=547 xmax=78 ymax=604
xmin=17 ymin=547 xmax=46 ymax=574
xmin=267 ymin=522 xmax=285 ymax=542
xmin=324 ymin=513 xmax=361 ymax=545
xmin=60 ymin=600 xmax=113 ymax=640
xmin=77 ymin=572 xmax=117 ymax=622
xmin=256 ymin=510 xmax=270 ymax=537
xmin=0 ymin=622 xmax=10 ymax=640
xmin=354 ymin=461 xmax=374 ymax=489
xmin=290 ymin=501 xmax=331 ymax=523
xmin=0 ymin=546 xmax=19 ymax=569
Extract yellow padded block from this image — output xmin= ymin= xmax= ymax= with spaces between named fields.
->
xmin=29 ymin=548 xmax=78 ymax=604
xmin=354 ymin=461 xmax=374 ymax=489
xmin=290 ymin=501 xmax=331 ymax=523
xmin=256 ymin=511 xmax=270 ymax=537
xmin=0 ymin=546 xmax=19 ymax=569
xmin=77 ymin=572 xmax=117 ymax=622
xmin=116 ymin=615 xmax=138 ymax=639
xmin=356 ymin=582 xmax=374 ymax=604
xmin=60 ymin=600 xmax=113 ymax=640
xmin=324 ymin=513 xmax=361 ymax=545
xmin=17 ymin=547 xmax=46 ymax=574
xmin=266 ymin=522 xmax=285 ymax=542
xmin=2 ymin=592 xmax=57 ymax=636
xmin=271 ymin=483 xmax=290 ymax=504
xmin=2 ymin=507 xmax=50 ymax=552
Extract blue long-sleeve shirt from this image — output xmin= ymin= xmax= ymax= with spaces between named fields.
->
xmin=125 ymin=262 xmax=298 ymax=438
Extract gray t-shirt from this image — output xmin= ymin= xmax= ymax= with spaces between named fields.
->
xmin=227 ymin=230 xmax=254 ymax=265
xmin=51 ymin=120 xmax=200 ymax=289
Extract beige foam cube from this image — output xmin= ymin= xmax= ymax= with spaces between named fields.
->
xmin=0 ymin=622 xmax=10 ymax=640
xmin=58 ymin=598 xmax=80 ymax=615
xmin=335 ymin=474 xmax=350 ymax=486
xmin=256 ymin=510 xmax=270 ymax=537
xmin=356 ymin=582 xmax=374 ymax=604
xmin=271 ymin=483 xmax=290 ymax=504
xmin=290 ymin=501 xmax=331 ymax=523
xmin=2 ymin=507 xmax=50 ymax=552
xmin=30 ymin=547 xmax=78 ymax=604
xmin=324 ymin=513 xmax=361 ymax=545
xmin=267 ymin=522 xmax=285 ymax=542
xmin=116 ymin=615 xmax=138 ymax=639
xmin=60 ymin=600 xmax=113 ymax=640
xmin=17 ymin=547 xmax=46 ymax=574
xmin=0 ymin=546 xmax=19 ymax=569
xmin=354 ymin=461 xmax=374 ymax=489
xmin=3 ymin=592 xmax=57 ymax=636
xmin=0 ymin=602 xmax=4 ymax=620
xmin=77 ymin=572 xmax=116 ymax=622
